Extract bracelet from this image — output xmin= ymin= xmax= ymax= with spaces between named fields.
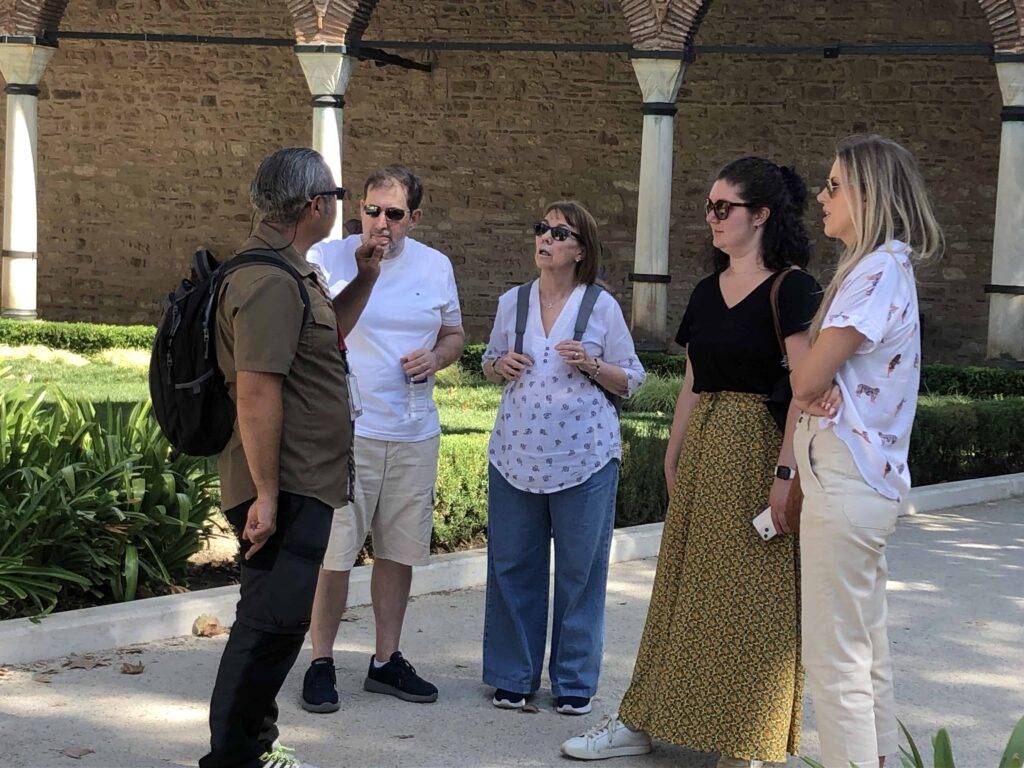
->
xmin=491 ymin=357 xmax=502 ymax=377
xmin=593 ymin=358 xmax=602 ymax=378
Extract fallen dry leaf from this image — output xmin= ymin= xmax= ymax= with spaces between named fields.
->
xmin=60 ymin=747 xmax=94 ymax=759
xmin=120 ymin=662 xmax=145 ymax=675
xmin=65 ymin=654 xmax=108 ymax=671
xmin=521 ymin=704 xmax=540 ymax=714
xmin=192 ymin=615 xmax=229 ymax=637
xmin=33 ymin=672 xmax=58 ymax=684
xmin=394 ymin=735 xmax=415 ymax=740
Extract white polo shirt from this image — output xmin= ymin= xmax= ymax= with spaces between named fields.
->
xmin=308 ymin=235 xmax=463 ymax=442
xmin=820 ymin=240 xmax=921 ymax=500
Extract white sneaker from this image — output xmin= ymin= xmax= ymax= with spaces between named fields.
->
xmin=715 ymin=757 xmax=764 ymax=768
xmin=561 ymin=715 xmax=653 ymax=760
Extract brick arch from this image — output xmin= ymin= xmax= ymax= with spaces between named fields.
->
xmin=978 ymin=0 xmax=1024 ymax=53
xmin=618 ymin=0 xmax=713 ymax=51
xmin=0 ymin=0 xmax=70 ymax=38
xmin=286 ymin=0 xmax=380 ymax=44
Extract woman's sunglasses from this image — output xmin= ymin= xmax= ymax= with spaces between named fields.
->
xmin=824 ymin=178 xmax=843 ymax=198
xmin=363 ymin=204 xmax=408 ymax=222
xmin=705 ymin=198 xmax=756 ymax=221
xmin=533 ymin=221 xmax=583 ymax=243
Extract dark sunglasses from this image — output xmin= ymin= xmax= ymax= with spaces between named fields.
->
xmin=705 ymin=198 xmax=757 ymax=221
xmin=363 ymin=204 xmax=408 ymax=222
xmin=311 ymin=187 xmax=346 ymax=201
xmin=533 ymin=221 xmax=583 ymax=243
xmin=824 ymin=178 xmax=843 ymax=198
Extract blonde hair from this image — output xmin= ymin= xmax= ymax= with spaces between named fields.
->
xmin=811 ymin=134 xmax=944 ymax=337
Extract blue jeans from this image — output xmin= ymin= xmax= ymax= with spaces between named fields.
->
xmin=482 ymin=459 xmax=619 ymax=698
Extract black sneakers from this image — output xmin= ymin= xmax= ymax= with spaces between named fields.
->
xmin=363 ymin=651 xmax=438 ymax=703
xmin=492 ymin=688 xmax=527 ymax=709
xmin=300 ymin=658 xmax=340 ymax=713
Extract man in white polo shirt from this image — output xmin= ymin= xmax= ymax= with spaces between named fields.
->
xmin=302 ymin=165 xmax=465 ymax=712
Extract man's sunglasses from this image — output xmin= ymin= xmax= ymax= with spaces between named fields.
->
xmin=533 ymin=221 xmax=583 ymax=243
xmin=824 ymin=178 xmax=843 ymax=198
xmin=311 ymin=187 xmax=346 ymax=201
xmin=705 ymin=198 xmax=757 ymax=221
xmin=363 ymin=204 xmax=408 ymax=222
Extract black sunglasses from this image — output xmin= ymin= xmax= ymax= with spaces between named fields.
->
xmin=363 ymin=204 xmax=408 ymax=222
xmin=311 ymin=187 xmax=346 ymax=201
xmin=533 ymin=221 xmax=583 ymax=243
xmin=705 ymin=198 xmax=757 ymax=221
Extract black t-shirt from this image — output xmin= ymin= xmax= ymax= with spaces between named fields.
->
xmin=675 ymin=269 xmax=822 ymax=395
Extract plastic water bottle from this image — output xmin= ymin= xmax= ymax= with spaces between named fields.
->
xmin=406 ymin=375 xmax=429 ymax=421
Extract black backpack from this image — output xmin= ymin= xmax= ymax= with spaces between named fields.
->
xmin=149 ymin=248 xmax=310 ymax=457
xmin=514 ymin=280 xmax=623 ymax=414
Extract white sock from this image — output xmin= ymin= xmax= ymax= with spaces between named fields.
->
xmin=372 ymin=655 xmax=389 ymax=669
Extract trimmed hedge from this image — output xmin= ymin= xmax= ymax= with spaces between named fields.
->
xmin=4 ymin=320 xmax=1023 ymax=399
xmin=0 ymin=318 xmax=155 ymax=354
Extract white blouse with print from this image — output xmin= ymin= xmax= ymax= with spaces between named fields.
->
xmin=483 ymin=283 xmax=646 ymax=494
xmin=820 ymin=240 xmax=921 ymax=500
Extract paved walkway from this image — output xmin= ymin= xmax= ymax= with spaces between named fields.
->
xmin=2 ymin=499 xmax=1022 ymax=768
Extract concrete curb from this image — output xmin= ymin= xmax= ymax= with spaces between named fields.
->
xmin=2 ymin=473 xmax=1020 ymax=665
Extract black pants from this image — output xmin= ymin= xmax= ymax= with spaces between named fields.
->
xmin=199 ymin=492 xmax=332 ymax=768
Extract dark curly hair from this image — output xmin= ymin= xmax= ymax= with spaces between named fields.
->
xmin=708 ymin=156 xmax=811 ymax=272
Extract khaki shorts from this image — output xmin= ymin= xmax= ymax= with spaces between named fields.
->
xmin=321 ymin=434 xmax=440 ymax=571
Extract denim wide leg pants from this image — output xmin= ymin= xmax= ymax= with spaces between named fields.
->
xmin=482 ymin=459 xmax=619 ymax=698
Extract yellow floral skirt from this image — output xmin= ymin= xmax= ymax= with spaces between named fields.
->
xmin=619 ymin=392 xmax=802 ymax=763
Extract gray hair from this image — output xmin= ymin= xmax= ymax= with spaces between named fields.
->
xmin=250 ymin=147 xmax=334 ymax=225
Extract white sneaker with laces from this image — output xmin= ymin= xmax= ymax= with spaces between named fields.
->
xmin=561 ymin=715 xmax=653 ymax=760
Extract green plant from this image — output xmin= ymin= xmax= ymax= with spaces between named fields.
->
xmin=0 ymin=318 xmax=155 ymax=354
xmin=921 ymin=364 xmax=1024 ymax=399
xmin=1 ymin=383 xmax=219 ymax=619
xmin=801 ymin=716 xmax=1024 ymax=768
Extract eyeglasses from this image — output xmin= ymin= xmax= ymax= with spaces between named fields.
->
xmin=705 ymin=198 xmax=756 ymax=221
xmin=363 ymin=204 xmax=408 ymax=222
xmin=311 ymin=188 xmax=346 ymax=201
xmin=533 ymin=221 xmax=583 ymax=243
xmin=824 ymin=178 xmax=843 ymax=198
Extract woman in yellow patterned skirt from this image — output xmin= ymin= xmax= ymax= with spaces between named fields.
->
xmin=562 ymin=157 xmax=822 ymax=767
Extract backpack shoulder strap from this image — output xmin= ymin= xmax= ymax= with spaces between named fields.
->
xmin=222 ymin=249 xmax=312 ymax=331
xmin=769 ymin=267 xmax=796 ymax=371
xmin=573 ymin=283 xmax=604 ymax=342
xmin=514 ymin=280 xmax=534 ymax=355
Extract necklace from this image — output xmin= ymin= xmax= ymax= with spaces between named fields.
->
xmin=540 ymin=288 xmax=572 ymax=310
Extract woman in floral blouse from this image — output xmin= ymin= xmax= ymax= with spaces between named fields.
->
xmin=480 ymin=200 xmax=645 ymax=716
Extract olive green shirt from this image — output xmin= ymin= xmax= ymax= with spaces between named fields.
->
xmin=215 ymin=222 xmax=353 ymax=510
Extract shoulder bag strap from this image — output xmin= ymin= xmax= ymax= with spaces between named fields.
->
xmin=514 ymin=280 xmax=534 ymax=355
xmin=769 ymin=267 xmax=795 ymax=372
xmin=573 ymin=283 xmax=604 ymax=342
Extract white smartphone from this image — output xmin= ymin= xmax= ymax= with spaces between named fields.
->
xmin=752 ymin=507 xmax=778 ymax=542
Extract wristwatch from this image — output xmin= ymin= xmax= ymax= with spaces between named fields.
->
xmin=775 ymin=465 xmax=797 ymax=481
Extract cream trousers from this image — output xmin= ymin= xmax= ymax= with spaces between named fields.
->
xmin=794 ymin=416 xmax=900 ymax=768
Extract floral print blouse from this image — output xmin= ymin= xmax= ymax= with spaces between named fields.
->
xmin=483 ymin=282 xmax=646 ymax=494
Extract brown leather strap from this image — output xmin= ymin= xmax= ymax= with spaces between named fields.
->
xmin=769 ymin=267 xmax=797 ymax=371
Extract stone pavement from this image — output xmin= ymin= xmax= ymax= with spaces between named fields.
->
xmin=1 ymin=499 xmax=1022 ymax=768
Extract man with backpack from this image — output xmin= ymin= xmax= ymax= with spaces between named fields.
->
xmin=198 ymin=148 xmax=384 ymax=768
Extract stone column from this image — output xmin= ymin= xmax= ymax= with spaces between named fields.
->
xmin=296 ymin=46 xmax=357 ymax=239
xmin=0 ymin=43 xmax=56 ymax=319
xmin=986 ymin=61 xmax=1024 ymax=364
xmin=629 ymin=56 xmax=686 ymax=350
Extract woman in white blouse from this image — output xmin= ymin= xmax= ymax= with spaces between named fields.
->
xmin=791 ymin=135 xmax=943 ymax=768
xmin=480 ymin=201 xmax=645 ymax=716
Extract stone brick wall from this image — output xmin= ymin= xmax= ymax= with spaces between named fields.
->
xmin=0 ymin=0 xmax=1002 ymax=362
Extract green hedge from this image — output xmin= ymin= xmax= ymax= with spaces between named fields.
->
xmin=5 ymin=320 xmax=1023 ymax=399
xmin=0 ymin=318 xmax=155 ymax=354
